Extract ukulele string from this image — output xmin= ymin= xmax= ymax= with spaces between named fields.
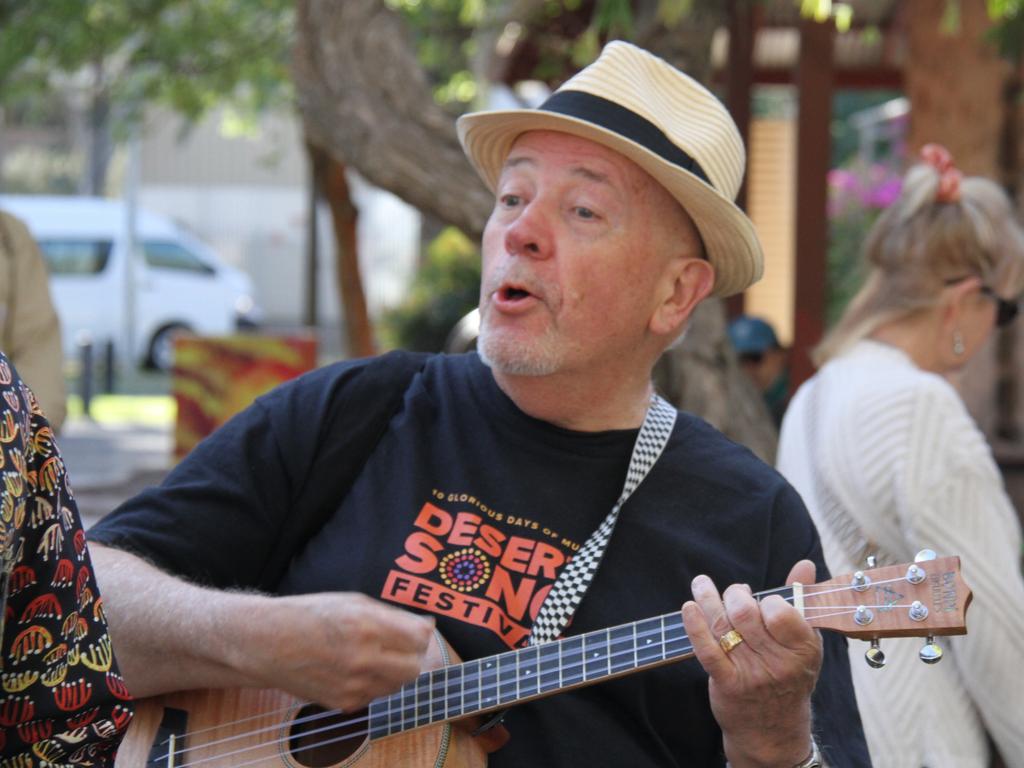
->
xmin=162 ymin=703 xmax=357 ymax=753
xmin=160 ymin=578 xmax=906 ymax=765
xmin=158 ymin=577 xmax=901 ymax=748
xmin=159 ymin=591 xmax=882 ymax=767
xmin=158 ymin=609 xmax=707 ymax=756
xmin=158 ymin=578 xmax=888 ymax=753
xmin=153 ymin=700 xmax=306 ymax=740
xmin=161 ymin=615 xmax=790 ymax=768
xmin=160 ymin=609 xmax=709 ymax=761
xmin=161 ymin=616 xmax=708 ymax=768
xmin=775 ymin=574 xmax=915 ymax=600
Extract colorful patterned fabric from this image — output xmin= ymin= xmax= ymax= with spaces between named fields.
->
xmin=0 ymin=352 xmax=133 ymax=765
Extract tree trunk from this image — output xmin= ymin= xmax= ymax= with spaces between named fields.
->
xmin=308 ymin=140 xmax=376 ymax=358
xmin=290 ymin=0 xmax=778 ymax=460
xmin=904 ymin=0 xmax=1011 ymax=176
xmin=292 ymin=0 xmax=493 ymax=240
xmin=82 ymin=60 xmax=113 ymax=196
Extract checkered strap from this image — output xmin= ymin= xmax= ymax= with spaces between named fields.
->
xmin=529 ymin=394 xmax=677 ymax=645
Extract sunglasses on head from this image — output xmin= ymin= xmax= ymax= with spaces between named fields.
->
xmin=944 ymin=277 xmax=1019 ymax=328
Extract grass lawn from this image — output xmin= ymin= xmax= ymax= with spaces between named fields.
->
xmin=66 ymin=394 xmax=176 ymax=427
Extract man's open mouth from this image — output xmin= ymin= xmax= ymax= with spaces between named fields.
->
xmin=501 ymin=286 xmax=532 ymax=301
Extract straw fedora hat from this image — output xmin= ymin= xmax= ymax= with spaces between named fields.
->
xmin=457 ymin=40 xmax=763 ymax=298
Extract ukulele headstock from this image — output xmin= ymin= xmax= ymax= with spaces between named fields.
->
xmin=802 ymin=553 xmax=971 ymax=641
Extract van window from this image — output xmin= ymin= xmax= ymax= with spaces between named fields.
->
xmin=143 ymin=241 xmax=216 ymax=275
xmin=38 ymin=240 xmax=112 ymax=275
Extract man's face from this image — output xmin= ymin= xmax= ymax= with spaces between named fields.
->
xmin=477 ymin=130 xmax=701 ymax=378
xmin=739 ymin=347 xmax=787 ymax=392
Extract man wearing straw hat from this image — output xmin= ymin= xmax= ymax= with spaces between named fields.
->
xmin=89 ymin=42 xmax=868 ymax=767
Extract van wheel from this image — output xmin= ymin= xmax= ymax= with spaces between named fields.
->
xmin=146 ymin=324 xmax=192 ymax=371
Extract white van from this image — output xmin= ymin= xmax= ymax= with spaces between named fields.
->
xmin=0 ymin=195 xmax=261 ymax=370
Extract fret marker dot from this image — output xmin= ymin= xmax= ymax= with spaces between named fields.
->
xmin=646 ymin=639 xmax=652 ymax=644
xmin=592 ymin=652 xmax=599 ymax=658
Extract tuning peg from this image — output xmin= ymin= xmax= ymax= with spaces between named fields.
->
xmin=865 ymin=639 xmax=886 ymax=669
xmin=906 ymin=563 xmax=926 ymax=584
xmin=919 ymin=636 xmax=943 ymax=664
xmin=909 ymin=600 xmax=929 ymax=622
xmin=914 ymin=549 xmax=937 ymax=563
xmin=854 ymin=605 xmax=875 ymax=625
xmin=850 ymin=570 xmax=871 ymax=592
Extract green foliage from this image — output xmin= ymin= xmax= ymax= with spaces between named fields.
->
xmin=379 ymin=228 xmax=482 ymax=352
xmin=657 ymin=0 xmax=694 ymax=28
xmin=391 ymin=0 xmax=703 ymax=107
xmin=800 ymin=0 xmax=1023 ymax=60
xmin=934 ymin=0 xmax=1024 ymax=60
xmin=0 ymin=0 xmax=295 ymax=129
xmin=986 ymin=0 xmax=1024 ymax=59
xmin=912 ymin=0 xmax=1024 ymax=59
xmin=592 ymin=0 xmax=633 ymax=39
xmin=826 ymin=206 xmax=873 ymax=328
xmin=387 ymin=0 xmax=490 ymax=107
xmin=941 ymin=0 xmax=962 ymax=35
xmin=797 ymin=0 xmax=854 ymax=30
xmin=826 ymin=161 xmax=903 ymax=326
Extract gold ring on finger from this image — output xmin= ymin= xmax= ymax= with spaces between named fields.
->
xmin=719 ymin=628 xmax=744 ymax=654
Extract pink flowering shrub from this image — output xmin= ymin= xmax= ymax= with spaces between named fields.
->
xmin=828 ymin=164 xmax=903 ymax=216
xmin=826 ymin=161 xmax=903 ymax=324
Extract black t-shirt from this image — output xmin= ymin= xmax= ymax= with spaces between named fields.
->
xmin=89 ymin=352 xmax=871 ymax=767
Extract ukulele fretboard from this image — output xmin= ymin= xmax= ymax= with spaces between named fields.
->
xmin=367 ymin=588 xmax=795 ymax=740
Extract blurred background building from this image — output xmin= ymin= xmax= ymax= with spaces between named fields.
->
xmin=136 ymin=107 xmax=421 ymax=338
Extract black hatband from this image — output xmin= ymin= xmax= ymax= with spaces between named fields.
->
xmin=539 ymin=90 xmax=712 ymax=189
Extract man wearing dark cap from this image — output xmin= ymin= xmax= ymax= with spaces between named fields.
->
xmin=729 ymin=314 xmax=791 ymax=426
xmin=89 ymin=42 xmax=869 ymax=767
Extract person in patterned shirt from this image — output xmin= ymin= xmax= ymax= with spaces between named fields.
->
xmin=0 ymin=351 xmax=133 ymax=764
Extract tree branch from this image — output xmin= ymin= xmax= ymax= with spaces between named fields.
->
xmin=292 ymin=0 xmax=493 ymax=239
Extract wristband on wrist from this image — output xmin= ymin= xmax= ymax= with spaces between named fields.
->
xmin=792 ymin=739 xmax=823 ymax=768
xmin=724 ymin=738 xmax=823 ymax=768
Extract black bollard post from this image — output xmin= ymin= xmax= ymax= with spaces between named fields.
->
xmin=78 ymin=333 xmax=94 ymax=419
xmin=102 ymin=339 xmax=116 ymax=394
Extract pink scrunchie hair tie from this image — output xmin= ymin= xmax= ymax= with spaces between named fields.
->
xmin=936 ymin=168 xmax=962 ymax=203
xmin=920 ymin=142 xmax=962 ymax=203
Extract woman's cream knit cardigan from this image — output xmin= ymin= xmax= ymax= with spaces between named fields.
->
xmin=778 ymin=340 xmax=1024 ymax=768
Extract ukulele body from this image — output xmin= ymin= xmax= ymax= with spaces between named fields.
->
xmin=116 ymin=633 xmax=489 ymax=768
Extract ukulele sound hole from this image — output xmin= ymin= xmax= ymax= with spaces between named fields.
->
xmin=288 ymin=704 xmax=368 ymax=767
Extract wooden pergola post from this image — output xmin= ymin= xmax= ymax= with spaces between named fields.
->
xmin=791 ymin=17 xmax=835 ymax=389
xmin=725 ymin=0 xmax=756 ymax=319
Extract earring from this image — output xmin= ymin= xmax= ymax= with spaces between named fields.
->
xmin=953 ymin=330 xmax=965 ymax=356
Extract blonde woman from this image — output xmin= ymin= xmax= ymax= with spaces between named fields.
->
xmin=778 ymin=144 xmax=1024 ymax=768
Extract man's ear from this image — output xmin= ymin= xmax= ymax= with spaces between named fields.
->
xmin=649 ymin=257 xmax=715 ymax=337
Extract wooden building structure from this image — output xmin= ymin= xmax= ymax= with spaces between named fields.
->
xmin=714 ymin=0 xmax=906 ymax=388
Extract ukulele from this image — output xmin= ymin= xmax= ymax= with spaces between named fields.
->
xmin=117 ymin=554 xmax=971 ymax=768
